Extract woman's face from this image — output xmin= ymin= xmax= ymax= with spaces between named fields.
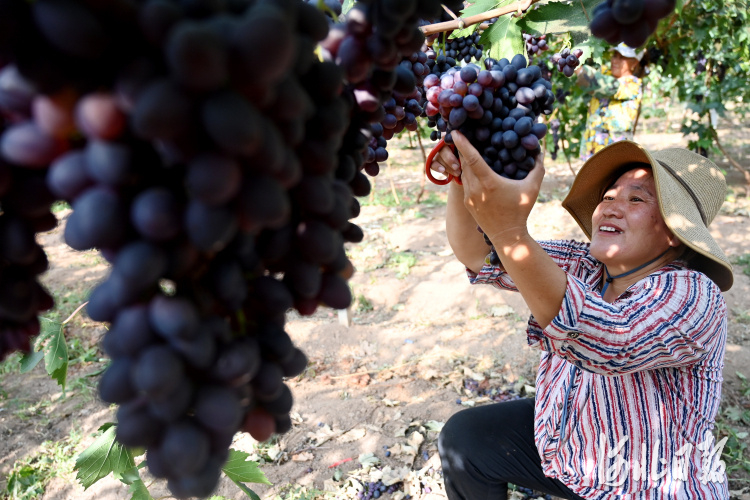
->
xmin=589 ymin=168 xmax=678 ymax=271
xmin=610 ymin=51 xmax=638 ymax=78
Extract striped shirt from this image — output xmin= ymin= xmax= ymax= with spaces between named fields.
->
xmin=469 ymin=239 xmax=729 ymax=499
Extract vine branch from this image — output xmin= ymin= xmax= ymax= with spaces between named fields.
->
xmin=420 ymin=0 xmax=541 ymax=36
xmin=709 ymin=126 xmax=750 ymax=187
xmin=578 ymin=0 xmax=590 ymax=22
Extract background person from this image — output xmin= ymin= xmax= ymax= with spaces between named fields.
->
xmin=430 ymin=136 xmax=733 ymax=499
xmin=576 ymin=43 xmax=645 ymax=161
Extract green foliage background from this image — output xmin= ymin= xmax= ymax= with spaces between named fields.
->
xmin=445 ymin=0 xmax=749 ymax=162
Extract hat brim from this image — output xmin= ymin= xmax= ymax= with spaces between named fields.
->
xmin=561 ymin=140 xmax=734 ymax=291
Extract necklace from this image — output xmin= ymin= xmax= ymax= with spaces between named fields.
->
xmin=601 ymin=248 xmax=671 ymax=296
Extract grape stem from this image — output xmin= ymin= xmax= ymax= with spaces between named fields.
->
xmin=709 ymin=126 xmax=750 ymax=188
xmin=316 ymin=0 xmax=339 ymax=23
xmin=420 ymin=0 xmax=542 ymax=36
xmin=62 ymin=301 xmax=89 ymax=325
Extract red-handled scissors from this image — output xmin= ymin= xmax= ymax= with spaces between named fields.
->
xmin=425 ymin=138 xmax=462 ymax=185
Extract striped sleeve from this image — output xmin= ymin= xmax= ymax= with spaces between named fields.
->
xmin=541 ymin=270 xmax=727 ymax=375
xmin=467 ymin=239 xmax=596 ymax=291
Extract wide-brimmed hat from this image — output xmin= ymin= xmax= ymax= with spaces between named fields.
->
xmin=562 ymin=140 xmax=733 ymax=291
xmin=610 ymin=43 xmax=644 ymax=61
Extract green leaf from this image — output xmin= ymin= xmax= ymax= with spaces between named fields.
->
xmin=221 ymin=449 xmax=271 ymax=485
xmin=341 ymin=0 xmax=354 ymax=15
xmin=19 ymin=350 xmax=45 ymax=373
xmin=128 ymin=479 xmax=154 ymax=500
xmin=75 ymin=424 xmax=137 ymax=489
xmin=459 ymin=0 xmax=506 ymax=18
xmin=518 ymin=0 xmax=600 ymax=37
xmin=481 ymin=15 xmax=525 ymax=61
xmin=40 ymin=318 xmax=68 ymax=389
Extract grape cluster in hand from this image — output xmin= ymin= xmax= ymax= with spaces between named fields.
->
xmin=424 ymin=54 xmax=552 ymax=180
xmin=551 ymin=48 xmax=582 ymax=77
xmin=590 ymin=0 xmax=676 ymax=48
xmin=523 ymin=33 xmax=549 ymax=58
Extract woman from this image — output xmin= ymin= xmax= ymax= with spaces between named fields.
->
xmin=431 ymin=134 xmax=733 ymax=499
xmin=577 ymin=44 xmax=644 ymax=161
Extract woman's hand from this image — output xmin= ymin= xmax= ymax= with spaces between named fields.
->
xmin=428 ymin=142 xmax=462 ymax=179
xmin=451 ymin=131 xmax=545 ymax=245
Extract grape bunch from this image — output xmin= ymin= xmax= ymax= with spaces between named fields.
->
xmin=0 ymin=71 xmax=57 ymax=359
xmin=549 ymin=118 xmax=561 ymax=160
xmin=424 ymin=54 xmax=552 ymax=180
xmin=589 ymin=0 xmax=676 ymax=48
xmin=0 ymin=0 xmax=447 ymax=498
xmin=523 ymin=33 xmax=549 ymax=58
xmin=551 ymin=48 xmax=583 ymax=77
xmin=424 ymin=45 xmax=458 ymax=76
xmin=695 ymin=51 xmax=707 ymax=74
xmin=441 ymin=33 xmax=485 ymax=65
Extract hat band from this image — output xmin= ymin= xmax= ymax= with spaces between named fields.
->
xmin=656 ymin=160 xmax=709 ymax=227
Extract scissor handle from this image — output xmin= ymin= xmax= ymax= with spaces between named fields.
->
xmin=425 ymin=138 xmax=462 ymax=186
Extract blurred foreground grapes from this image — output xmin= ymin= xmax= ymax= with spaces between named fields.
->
xmin=0 ymin=0 xmax=448 ymax=497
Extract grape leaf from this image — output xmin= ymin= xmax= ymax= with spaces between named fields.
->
xmin=234 ymin=481 xmax=262 ymax=500
xmin=75 ymin=424 xmax=137 ymax=489
xmin=341 ymin=0 xmax=354 ymax=15
xmin=40 ymin=318 xmax=68 ymax=389
xmin=481 ymin=14 xmax=525 ymax=62
xmin=449 ymin=0 xmax=513 ymax=38
xmin=19 ymin=316 xmax=59 ymax=374
xmin=19 ymin=350 xmax=44 ymax=373
xmin=128 ymin=479 xmax=154 ymax=500
xmin=518 ymin=0 xmax=600 ymax=37
xmin=221 ymin=449 xmax=271 ymax=485
xmin=459 ymin=0 xmax=508 ymax=18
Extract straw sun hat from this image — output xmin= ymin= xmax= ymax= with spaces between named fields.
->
xmin=562 ymin=140 xmax=734 ymax=292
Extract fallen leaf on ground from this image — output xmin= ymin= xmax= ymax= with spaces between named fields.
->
xmin=338 ymin=428 xmax=367 ymax=443
xmin=381 ymin=465 xmax=411 ymax=486
xmin=424 ymin=421 xmax=444 ymax=432
xmin=490 ymin=305 xmax=515 ymax=317
xmin=292 ymin=451 xmax=314 ymax=462
xmin=407 ymin=431 xmax=424 ymax=449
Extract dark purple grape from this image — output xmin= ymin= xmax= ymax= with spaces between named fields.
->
xmin=611 ymin=0 xmax=645 ymax=24
xmin=521 ymin=134 xmax=540 ymax=150
xmin=98 ymin=358 xmax=136 ymax=404
xmin=116 ymin=400 xmax=164 ymax=447
xmin=194 ymin=385 xmax=243 ymax=433
xmin=502 ymin=130 xmax=519 ymax=149
xmin=148 ymin=295 xmax=199 ymax=340
xmin=131 ymin=187 xmax=182 ymax=242
xmin=531 ymin=122 xmax=548 ymax=139
xmin=514 ymin=117 xmax=534 ymax=136
xmin=132 ymin=345 xmax=185 ymax=399
xmin=161 ymin=420 xmax=210 ymax=476
xmin=32 ymin=0 xmax=107 ymax=59
xmin=186 ymin=153 xmax=242 ymax=206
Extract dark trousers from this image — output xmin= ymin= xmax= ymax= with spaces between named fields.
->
xmin=438 ymin=397 xmax=585 ymax=500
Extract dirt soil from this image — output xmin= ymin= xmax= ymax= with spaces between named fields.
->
xmin=1 ymin=128 xmax=749 ymax=500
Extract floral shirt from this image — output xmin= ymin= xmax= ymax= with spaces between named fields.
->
xmin=469 ymin=240 xmax=729 ymax=499
xmin=578 ymin=66 xmax=643 ymax=161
